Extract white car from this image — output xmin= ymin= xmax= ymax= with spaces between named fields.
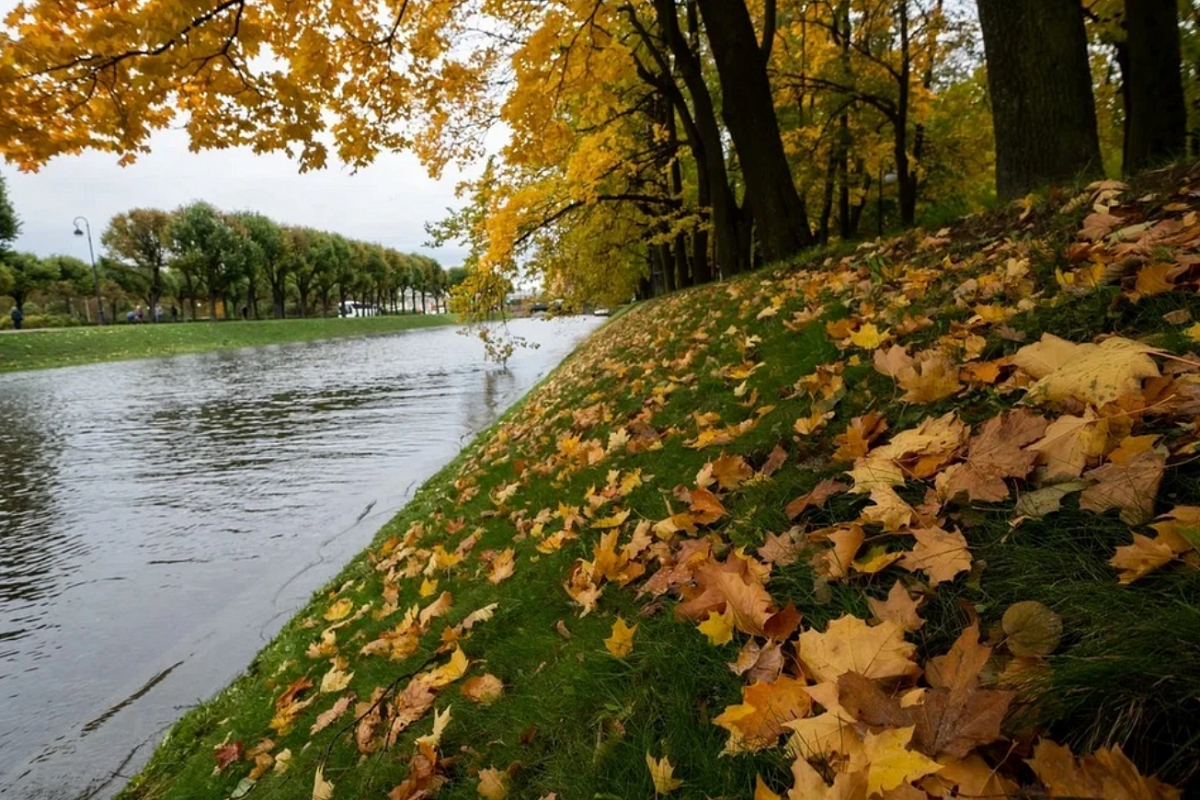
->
xmin=593 ymin=307 xmax=611 ymax=317
xmin=339 ymin=301 xmax=380 ymax=318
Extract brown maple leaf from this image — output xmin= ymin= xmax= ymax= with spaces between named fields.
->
xmin=785 ymin=478 xmax=848 ymax=519
xmin=936 ymin=409 xmax=1047 ymax=503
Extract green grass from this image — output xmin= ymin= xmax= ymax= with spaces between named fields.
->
xmin=0 ymin=314 xmax=457 ymax=373
xmin=117 ymin=167 xmax=1200 ymax=800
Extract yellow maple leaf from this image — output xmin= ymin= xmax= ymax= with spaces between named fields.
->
xmin=323 ymin=598 xmax=353 ymax=622
xmin=477 ymin=767 xmax=510 ymax=800
xmin=862 ymin=726 xmax=942 ymax=796
xmin=899 ymin=527 xmax=972 ymax=586
xmin=645 ymin=754 xmax=683 ymax=795
xmin=423 ymin=646 xmax=469 ymax=688
xmin=604 ymin=617 xmax=637 ymax=658
xmin=797 ymin=615 xmax=919 ymax=682
xmin=1013 ymin=334 xmax=1161 ymax=408
xmin=487 ymin=548 xmax=516 ymax=584
xmin=850 ymin=323 xmax=888 ymax=349
xmin=419 ymin=577 xmax=439 ymax=598
xmin=713 ymin=675 xmax=812 ymax=753
xmin=698 ymin=609 xmax=735 ymax=646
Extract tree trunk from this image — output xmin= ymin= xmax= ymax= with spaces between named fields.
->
xmin=976 ymin=0 xmax=1102 ymax=199
xmin=695 ymin=0 xmax=815 ymax=261
xmin=659 ymin=243 xmax=676 ymax=293
xmin=272 ymin=284 xmax=286 ymax=319
xmin=647 ymin=0 xmax=750 ymax=277
xmin=1123 ymin=0 xmax=1186 ymax=173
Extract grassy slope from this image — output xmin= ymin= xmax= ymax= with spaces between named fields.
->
xmin=0 ymin=314 xmax=456 ymax=373
xmin=121 ymin=167 xmax=1200 ymax=800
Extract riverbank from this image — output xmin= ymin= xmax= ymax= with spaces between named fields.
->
xmin=0 ymin=314 xmax=458 ymax=373
xmin=121 ymin=166 xmax=1200 ymax=800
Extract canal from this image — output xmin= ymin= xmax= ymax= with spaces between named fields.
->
xmin=0 ymin=316 xmax=599 ymax=799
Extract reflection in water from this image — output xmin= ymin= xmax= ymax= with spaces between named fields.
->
xmin=0 ymin=317 xmax=598 ymax=799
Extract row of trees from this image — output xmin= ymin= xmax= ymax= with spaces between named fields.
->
xmin=0 ymin=2 xmax=1196 ymax=308
xmin=0 ymin=184 xmax=461 ymax=324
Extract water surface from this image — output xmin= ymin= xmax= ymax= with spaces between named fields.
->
xmin=0 ymin=317 xmax=598 ymax=799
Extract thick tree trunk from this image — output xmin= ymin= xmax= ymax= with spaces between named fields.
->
xmin=1123 ymin=0 xmax=1186 ymax=173
xmin=695 ymin=0 xmax=814 ymax=261
xmin=976 ymin=0 xmax=1102 ymax=199
xmin=646 ymin=0 xmax=749 ymax=277
xmin=659 ymin=243 xmax=676 ymax=293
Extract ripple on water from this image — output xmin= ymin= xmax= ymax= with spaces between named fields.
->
xmin=0 ymin=316 xmax=601 ymax=798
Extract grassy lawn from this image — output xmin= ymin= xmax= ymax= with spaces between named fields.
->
xmin=0 ymin=314 xmax=457 ymax=373
xmin=119 ymin=168 xmax=1200 ymax=800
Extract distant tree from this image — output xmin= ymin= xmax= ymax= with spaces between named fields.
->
xmin=3 ymin=252 xmax=53 ymax=311
xmin=170 ymin=202 xmax=235 ymax=320
xmin=232 ymin=212 xmax=286 ymax=319
xmin=0 ymin=172 xmax=19 ymax=255
xmin=976 ymin=0 xmax=1102 ymax=199
xmin=447 ymin=266 xmax=469 ymax=289
xmin=102 ymin=209 xmax=172 ymax=320
xmin=284 ymin=227 xmax=318 ymax=317
xmin=41 ymin=254 xmax=91 ymax=316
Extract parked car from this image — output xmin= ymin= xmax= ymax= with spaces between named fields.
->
xmin=339 ymin=301 xmax=380 ymax=317
xmin=593 ymin=307 xmax=611 ymax=317
xmin=530 ymin=302 xmax=549 ymax=312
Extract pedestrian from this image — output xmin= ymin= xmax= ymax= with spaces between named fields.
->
xmin=135 ymin=305 xmax=144 ymax=323
xmin=10 ymin=306 xmax=23 ymax=330
xmin=126 ymin=308 xmax=136 ymax=323
xmin=154 ymin=305 xmax=163 ymax=323
xmin=170 ymin=305 xmax=178 ymax=322
xmin=241 ymin=305 xmax=248 ymax=320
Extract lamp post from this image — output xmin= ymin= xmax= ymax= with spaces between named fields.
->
xmin=73 ymin=216 xmax=104 ymax=325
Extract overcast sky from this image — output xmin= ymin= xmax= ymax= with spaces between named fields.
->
xmin=3 ymin=128 xmax=473 ymax=267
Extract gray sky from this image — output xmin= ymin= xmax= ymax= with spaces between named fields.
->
xmin=3 ymin=127 xmax=471 ymax=266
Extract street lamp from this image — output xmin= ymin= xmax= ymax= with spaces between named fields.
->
xmin=73 ymin=216 xmax=104 ymax=325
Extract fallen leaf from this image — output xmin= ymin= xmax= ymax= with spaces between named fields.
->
xmin=786 ymin=479 xmax=849 ymax=518
xmin=1014 ymin=334 xmax=1161 ymax=408
xmin=462 ymin=674 xmax=504 ymax=704
xmin=324 ymin=598 xmax=353 ymax=622
xmin=798 ymin=615 xmax=919 ymax=683
xmin=710 ymin=454 xmax=754 ymax=489
xmin=899 ymin=527 xmax=972 ymax=586
xmin=862 ymin=726 xmax=943 ymax=796
xmin=604 ymin=617 xmax=637 ymax=658
xmin=1079 ymin=447 xmax=1167 ymax=524
xmin=311 ymin=694 xmax=356 ymax=735
xmin=1013 ymin=481 xmax=1090 ymax=521
xmin=868 ymin=580 xmax=925 ymax=632
xmin=313 ymin=765 xmax=335 ymax=800
xmin=714 ymin=675 xmax=812 ymax=753
xmin=214 ymin=741 xmax=243 ymax=771
xmin=1002 ymin=601 xmax=1062 ymax=657
xmin=646 ymin=753 xmax=683 ymax=794
xmin=477 ymin=767 xmax=510 ymax=800
xmin=1028 ymin=412 xmax=1110 ymax=482
xmin=1026 ymin=740 xmax=1181 ymax=800
xmin=698 ymin=609 xmax=735 ymax=646
xmin=936 ymin=410 xmax=1047 ymax=502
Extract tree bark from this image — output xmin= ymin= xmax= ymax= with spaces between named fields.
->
xmin=1123 ymin=0 xmax=1186 ymax=173
xmin=695 ymin=0 xmax=815 ymax=261
xmin=641 ymin=0 xmax=748 ymax=276
xmin=976 ymin=0 xmax=1103 ymax=199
